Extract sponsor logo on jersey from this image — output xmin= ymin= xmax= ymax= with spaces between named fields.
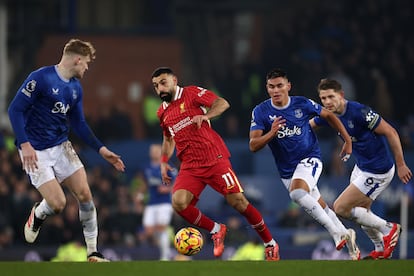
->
xmin=171 ymin=116 xmax=192 ymax=135
xmin=51 ymin=101 xmax=70 ymax=114
xmin=197 ymin=87 xmax=207 ymax=97
xmin=268 ymin=114 xmax=302 ymax=138
xmin=21 ymin=80 xmax=37 ymax=97
xmin=277 ymin=125 xmax=302 ymax=138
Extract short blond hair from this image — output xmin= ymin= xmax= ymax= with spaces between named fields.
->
xmin=63 ymin=39 xmax=96 ymax=60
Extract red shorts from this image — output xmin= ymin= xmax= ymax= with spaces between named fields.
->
xmin=173 ymin=159 xmax=244 ymax=203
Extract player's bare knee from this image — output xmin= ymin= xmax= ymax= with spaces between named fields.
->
xmin=333 ymin=201 xmax=349 ymax=218
xmin=73 ymin=188 xmax=92 ymax=203
xmin=226 ymin=194 xmax=248 ymax=212
xmin=172 ymin=201 xmax=188 ymax=212
xmin=50 ymin=198 xmax=66 ymax=213
xmin=172 ymin=196 xmax=189 ymax=212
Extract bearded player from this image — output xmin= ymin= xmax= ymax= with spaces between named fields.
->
xmin=151 ymin=67 xmax=280 ymax=261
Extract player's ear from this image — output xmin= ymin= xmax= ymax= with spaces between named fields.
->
xmin=74 ymin=56 xmax=81 ymax=65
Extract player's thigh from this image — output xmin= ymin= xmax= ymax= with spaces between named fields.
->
xmin=37 ymin=179 xmax=66 ymax=210
xmin=63 ymin=168 xmax=92 ymax=202
xmin=335 ymin=184 xmax=371 ymax=210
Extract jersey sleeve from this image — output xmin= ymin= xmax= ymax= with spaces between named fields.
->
xmin=313 ymin=116 xmax=329 ymax=126
xmin=190 ymin=86 xmax=218 ymax=107
xmin=250 ymin=106 xmax=265 ymax=131
xmin=305 ymin=97 xmax=323 ymax=117
xmin=68 ymin=87 xmax=104 ymax=152
xmin=7 ymin=71 xmax=45 ymax=146
xmin=359 ymin=105 xmax=381 ymax=131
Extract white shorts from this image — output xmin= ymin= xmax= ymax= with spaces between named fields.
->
xmin=281 ymin=157 xmax=323 ymax=200
xmin=350 ymin=165 xmax=395 ymax=200
xmin=19 ymin=141 xmax=83 ymax=189
xmin=142 ymin=203 xmax=173 ymax=227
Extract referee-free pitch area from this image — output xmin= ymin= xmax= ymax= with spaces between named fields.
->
xmin=1 ymin=260 xmax=413 ymax=276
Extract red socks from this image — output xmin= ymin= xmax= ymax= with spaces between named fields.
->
xmin=177 ymin=205 xmax=215 ymax=231
xmin=242 ymin=204 xmax=273 ymax=243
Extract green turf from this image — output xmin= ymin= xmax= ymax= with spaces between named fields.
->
xmin=1 ymin=260 xmax=414 ymax=276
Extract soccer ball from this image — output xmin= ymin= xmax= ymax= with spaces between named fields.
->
xmin=174 ymin=227 xmax=204 ymax=256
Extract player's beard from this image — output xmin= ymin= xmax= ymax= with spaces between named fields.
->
xmin=159 ymin=92 xmax=173 ymax=102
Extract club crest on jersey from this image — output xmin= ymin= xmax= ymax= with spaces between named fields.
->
xmin=348 ymin=120 xmax=354 ymax=129
xmin=294 ymin=109 xmax=303 ymax=118
xmin=180 ymin=102 xmax=186 ymax=113
xmin=72 ymin=89 xmax=78 ymax=100
xmin=21 ymin=80 xmax=36 ymax=97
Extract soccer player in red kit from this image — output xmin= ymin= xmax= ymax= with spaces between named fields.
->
xmin=151 ymin=67 xmax=279 ymax=261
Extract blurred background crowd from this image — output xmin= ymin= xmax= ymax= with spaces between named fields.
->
xmin=1 ymin=0 xmax=414 ymax=260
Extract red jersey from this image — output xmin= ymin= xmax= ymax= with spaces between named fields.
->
xmin=157 ymin=85 xmax=231 ymax=169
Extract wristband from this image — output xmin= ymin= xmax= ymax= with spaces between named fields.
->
xmin=161 ymin=154 xmax=169 ymax=163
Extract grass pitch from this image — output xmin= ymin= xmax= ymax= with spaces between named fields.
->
xmin=1 ymin=260 xmax=414 ymax=276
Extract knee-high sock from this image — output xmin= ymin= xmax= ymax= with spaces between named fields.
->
xmin=177 ymin=205 xmax=215 ymax=232
xmin=159 ymin=229 xmax=171 ymax=260
xmin=35 ymin=199 xmax=55 ymax=219
xmin=361 ymin=225 xmax=384 ymax=251
xmin=325 ymin=206 xmax=348 ymax=233
xmin=33 ymin=199 xmax=54 ymax=230
xmin=290 ymin=189 xmax=343 ymax=239
xmin=79 ymin=201 xmax=98 ymax=254
xmin=241 ymin=203 xmax=274 ymax=244
xmin=351 ymin=207 xmax=391 ymax=234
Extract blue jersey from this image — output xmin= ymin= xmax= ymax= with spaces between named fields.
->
xmin=8 ymin=65 xmax=103 ymax=151
xmin=143 ymin=163 xmax=176 ymax=205
xmin=251 ymin=96 xmax=322 ymax=178
xmin=314 ymin=101 xmax=393 ymax=174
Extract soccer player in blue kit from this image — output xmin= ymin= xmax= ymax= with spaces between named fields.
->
xmin=8 ymin=38 xmax=125 ymax=262
xmin=138 ymin=143 xmax=176 ymax=260
xmin=249 ymin=68 xmax=360 ymax=260
xmin=310 ymin=78 xmax=412 ymax=259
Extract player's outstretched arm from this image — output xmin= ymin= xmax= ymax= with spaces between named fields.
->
xmin=375 ymin=119 xmax=412 ymax=184
xmin=320 ymin=108 xmax=352 ymax=161
xmin=99 ymin=146 xmax=125 ymax=172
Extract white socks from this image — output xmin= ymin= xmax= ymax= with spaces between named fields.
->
xmin=79 ymin=201 xmax=98 ymax=254
xmin=350 ymin=206 xmax=391 ymax=234
xmin=289 ymin=189 xmax=340 ymax=237
xmin=159 ymin=230 xmax=171 ymax=260
xmin=325 ymin=206 xmax=347 ymax=233
xmin=361 ymin=225 xmax=384 ymax=251
xmin=35 ymin=199 xmax=55 ymax=219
